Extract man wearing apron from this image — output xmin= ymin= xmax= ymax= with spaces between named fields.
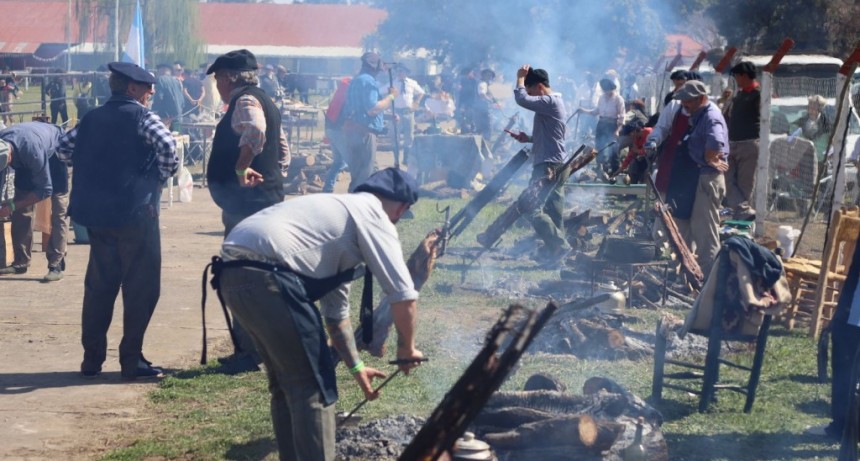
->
xmin=213 ymin=168 xmax=424 ymax=460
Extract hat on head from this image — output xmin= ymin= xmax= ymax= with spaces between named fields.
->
xmin=685 ymin=70 xmax=703 ymax=81
xmin=481 ymin=68 xmax=496 ymax=79
xmin=730 ymin=61 xmax=757 ymax=78
xmin=524 ymin=68 xmax=550 ymax=87
xmin=669 ymin=70 xmax=687 ymax=81
xmin=354 ymin=167 xmax=419 ymax=205
xmin=361 ymin=52 xmax=384 ymax=72
xmin=107 ymin=62 xmax=156 ymax=84
xmin=620 ymin=119 xmax=645 ymax=136
xmin=673 ymin=80 xmax=709 ymax=101
xmin=264 ymin=64 xmax=274 ymax=71
xmin=599 ymin=78 xmax=616 ymax=91
xmin=206 ymin=49 xmax=258 ymax=75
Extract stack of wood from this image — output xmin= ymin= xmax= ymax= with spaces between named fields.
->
xmin=284 ymin=153 xmax=328 ymax=195
xmin=564 ymin=200 xmax=647 ymax=251
xmin=529 ymin=301 xmax=652 ymax=359
xmin=470 ymin=375 xmax=667 ymax=461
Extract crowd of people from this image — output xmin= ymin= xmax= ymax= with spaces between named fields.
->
xmin=5 ymin=48 xmax=860 ymax=460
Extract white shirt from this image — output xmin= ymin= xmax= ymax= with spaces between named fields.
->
xmin=392 ymin=77 xmax=426 ymax=110
xmin=596 ymin=93 xmax=625 ymax=125
xmin=222 ymin=193 xmax=418 ymax=321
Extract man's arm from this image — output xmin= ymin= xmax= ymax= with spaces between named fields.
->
xmin=0 ymin=190 xmax=42 ymax=219
xmin=55 ymin=126 xmax=77 ymax=166
xmin=138 ymin=111 xmax=178 ymax=181
xmin=231 ymin=95 xmax=268 ymax=187
xmin=326 ymin=316 xmax=387 ymax=400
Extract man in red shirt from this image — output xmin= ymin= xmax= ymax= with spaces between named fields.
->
xmin=615 ymin=120 xmax=653 ymax=184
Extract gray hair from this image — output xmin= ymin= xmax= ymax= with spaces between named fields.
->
xmin=808 ymin=94 xmax=827 ymax=109
xmin=224 ymin=69 xmax=258 ymax=86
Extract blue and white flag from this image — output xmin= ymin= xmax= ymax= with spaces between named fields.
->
xmin=121 ymin=0 xmax=145 ymax=67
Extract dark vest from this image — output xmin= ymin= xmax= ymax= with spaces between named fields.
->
xmin=728 ymin=86 xmax=761 ymax=142
xmin=69 ymin=95 xmax=160 ymax=228
xmin=207 ymin=85 xmax=284 ymax=216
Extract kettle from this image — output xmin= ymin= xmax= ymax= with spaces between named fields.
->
xmin=596 ymin=281 xmax=626 ymax=314
xmin=453 ymin=432 xmax=495 ymax=461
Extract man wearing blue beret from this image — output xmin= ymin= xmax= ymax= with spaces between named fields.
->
xmin=212 ymin=167 xmax=424 ymax=460
xmin=57 ymin=61 xmax=178 ymax=380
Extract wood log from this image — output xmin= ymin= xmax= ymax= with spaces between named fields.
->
xmin=477 ymin=146 xmax=596 ymax=248
xmin=575 ymin=319 xmax=626 ymax=349
xmin=483 ymin=415 xmax=598 ymax=449
xmin=502 ymin=444 xmax=616 ymax=461
xmin=472 ymin=407 xmax=555 ymax=429
xmin=607 ymin=200 xmax=641 ymax=235
xmin=654 ymin=201 xmax=703 ymax=290
xmin=524 ymin=372 xmax=568 ymax=392
xmin=485 ymin=390 xmax=592 ymax=414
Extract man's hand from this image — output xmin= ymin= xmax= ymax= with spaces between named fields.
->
xmin=705 ymin=150 xmax=729 ymax=173
xmin=516 ymin=65 xmax=530 ymax=79
xmin=388 ymin=86 xmax=399 ymax=99
xmin=510 ymin=131 xmax=530 ymax=143
xmin=353 ymin=367 xmax=387 ymax=400
xmin=238 ymin=168 xmax=264 ymax=187
xmin=395 ymin=347 xmax=424 ymax=375
xmin=644 ymin=140 xmax=657 ymax=152
xmin=0 ymin=205 xmax=11 ymax=219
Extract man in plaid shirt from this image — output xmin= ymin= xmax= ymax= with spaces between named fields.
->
xmin=56 ymin=62 xmax=177 ymax=381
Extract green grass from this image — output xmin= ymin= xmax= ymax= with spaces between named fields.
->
xmin=100 ymin=192 xmax=844 ymax=460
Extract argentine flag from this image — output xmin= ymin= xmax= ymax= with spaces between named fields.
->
xmin=121 ymin=0 xmax=145 ymax=67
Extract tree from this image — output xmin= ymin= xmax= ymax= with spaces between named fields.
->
xmin=75 ymin=0 xmax=204 ymax=68
xmin=370 ymin=0 xmax=665 ymax=74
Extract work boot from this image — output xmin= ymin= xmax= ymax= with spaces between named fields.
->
xmin=0 ymin=264 xmax=27 ymax=276
xmin=42 ymin=267 xmax=64 ymax=282
xmin=122 ymin=358 xmax=165 ymax=380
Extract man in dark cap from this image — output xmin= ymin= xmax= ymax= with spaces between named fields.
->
xmin=341 ymin=52 xmax=398 ymax=190
xmin=259 ymin=64 xmax=282 ymax=101
xmin=673 ymin=80 xmax=729 ymax=275
xmin=509 ymin=65 xmax=571 ymax=263
xmin=205 ymin=48 xmax=291 ymax=373
xmin=664 ymin=69 xmax=688 ymax=106
xmin=0 ymin=121 xmax=70 ymax=282
xmin=580 ymin=76 xmax=625 ymax=174
xmin=213 ymin=167 xmax=424 ymax=460
xmin=725 ymin=61 xmax=760 ymax=221
xmin=55 ymin=61 xmax=178 ymax=380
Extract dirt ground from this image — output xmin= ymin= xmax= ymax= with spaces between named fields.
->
xmin=0 ymin=188 xmax=237 ymax=460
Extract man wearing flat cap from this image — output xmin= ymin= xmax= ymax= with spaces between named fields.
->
xmin=206 ymin=48 xmax=291 ymax=373
xmin=509 ymin=65 xmax=571 ymax=263
xmin=673 ymin=80 xmax=730 ymax=275
xmin=389 ymin=65 xmax=425 ymax=167
xmin=725 ymin=61 xmax=760 ymax=221
xmin=56 ymin=61 xmax=178 ymax=380
xmin=341 ymin=51 xmax=398 ymax=190
xmin=212 ymin=167 xmax=424 ymax=460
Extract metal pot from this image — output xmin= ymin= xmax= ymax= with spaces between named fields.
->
xmin=453 ymin=432 xmax=495 ymax=461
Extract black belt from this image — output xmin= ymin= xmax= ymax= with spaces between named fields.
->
xmin=200 ymin=256 xmax=374 ymax=364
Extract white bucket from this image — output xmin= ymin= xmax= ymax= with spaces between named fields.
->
xmin=777 ymin=225 xmax=801 ymax=257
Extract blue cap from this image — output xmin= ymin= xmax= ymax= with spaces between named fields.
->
xmin=107 ymin=62 xmax=155 ymax=84
xmin=354 ymin=168 xmax=419 ymax=205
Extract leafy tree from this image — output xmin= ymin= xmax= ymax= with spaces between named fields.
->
xmin=704 ymin=0 xmax=830 ymax=53
xmin=75 ymin=0 xmax=204 ymax=68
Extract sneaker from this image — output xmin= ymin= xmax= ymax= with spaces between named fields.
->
xmin=122 ymin=359 xmax=165 ymax=380
xmin=41 ymin=267 xmax=64 ymax=282
xmin=0 ymin=265 xmax=27 ymax=276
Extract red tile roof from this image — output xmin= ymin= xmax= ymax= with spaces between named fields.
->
xmin=0 ymin=1 xmax=386 ymax=55
xmin=198 ymin=3 xmax=386 ymax=48
xmin=664 ymin=34 xmax=704 ymax=58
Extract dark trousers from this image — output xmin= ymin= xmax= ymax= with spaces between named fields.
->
xmin=830 ymin=239 xmax=860 ymax=432
xmin=50 ymin=100 xmax=68 ymax=125
xmin=80 ymin=214 xmax=161 ymax=375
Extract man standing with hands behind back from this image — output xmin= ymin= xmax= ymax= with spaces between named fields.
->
xmin=56 ymin=62 xmax=178 ymax=380
xmin=509 ymin=65 xmax=571 ymax=264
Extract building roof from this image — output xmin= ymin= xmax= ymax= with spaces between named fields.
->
xmin=0 ymin=1 xmax=91 ymax=54
xmin=199 ymin=3 xmax=386 ymax=57
xmin=664 ymin=34 xmax=704 ymax=58
xmin=0 ymin=1 xmax=387 ymax=59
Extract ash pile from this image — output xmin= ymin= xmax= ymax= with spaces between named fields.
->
xmin=469 ymin=374 xmax=668 ymax=461
xmin=335 ymin=414 xmax=425 ymax=460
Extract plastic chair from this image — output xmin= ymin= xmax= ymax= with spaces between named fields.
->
xmin=651 ymin=244 xmax=772 ymax=413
